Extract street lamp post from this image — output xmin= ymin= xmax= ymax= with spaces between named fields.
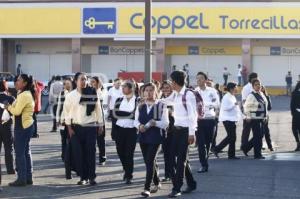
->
xmin=144 ymin=0 xmax=152 ymax=83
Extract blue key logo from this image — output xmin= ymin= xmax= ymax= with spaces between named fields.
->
xmin=83 ymin=8 xmax=116 ymax=34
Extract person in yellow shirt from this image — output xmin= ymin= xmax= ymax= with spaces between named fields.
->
xmin=5 ymin=74 xmax=35 ymax=187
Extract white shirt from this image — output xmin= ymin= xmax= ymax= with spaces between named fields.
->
xmin=219 ymin=93 xmax=242 ymax=122
xmin=63 ymin=89 xmax=103 ymax=126
xmin=162 ymin=87 xmax=197 ymax=136
xmin=241 ymin=83 xmax=253 ymax=102
xmin=237 ymin=68 xmax=242 ymax=77
xmin=108 ymin=87 xmax=123 ymax=110
xmin=49 ymin=81 xmax=63 ymax=104
xmin=134 ymin=100 xmax=169 ymax=130
xmin=196 ymin=86 xmax=220 ymax=119
xmin=56 ymin=89 xmax=70 ymax=123
xmin=116 ymin=96 xmax=137 ymax=128
xmin=0 ymin=103 xmax=10 ymax=123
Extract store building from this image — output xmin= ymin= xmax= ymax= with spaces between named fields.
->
xmin=0 ymin=1 xmax=300 ymax=86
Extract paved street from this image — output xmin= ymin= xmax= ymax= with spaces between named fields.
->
xmin=1 ymin=96 xmax=300 ymax=199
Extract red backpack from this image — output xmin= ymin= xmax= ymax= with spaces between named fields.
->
xmin=182 ymin=89 xmax=205 ymax=121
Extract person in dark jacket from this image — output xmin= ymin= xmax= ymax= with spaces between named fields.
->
xmin=291 ymin=81 xmax=300 ymax=151
xmin=0 ymin=80 xmax=15 ymax=175
xmin=160 ymin=80 xmax=175 ymax=182
xmin=134 ymin=83 xmax=169 ymax=197
xmin=261 ymin=86 xmax=274 ymax=151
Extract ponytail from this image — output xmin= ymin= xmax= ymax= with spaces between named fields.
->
xmin=19 ymin=74 xmax=35 ymax=100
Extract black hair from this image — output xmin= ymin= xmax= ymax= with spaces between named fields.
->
xmin=14 ymin=75 xmax=19 ymax=83
xmin=55 ymin=76 xmax=61 ymax=81
xmin=225 ymin=82 xmax=237 ymax=92
xmin=215 ymin=83 xmax=220 ymax=90
xmin=114 ymin=78 xmax=121 ymax=82
xmin=248 ymin=72 xmax=258 ymax=82
xmin=0 ymin=80 xmax=7 ymax=92
xmin=170 ymin=70 xmax=186 ymax=87
xmin=197 ymin=72 xmax=208 ymax=80
xmin=19 ymin=74 xmax=35 ymax=100
xmin=92 ymin=76 xmax=100 ymax=84
xmin=251 ymin=78 xmax=260 ymax=86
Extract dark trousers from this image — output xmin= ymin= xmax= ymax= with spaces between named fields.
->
xmin=60 ymin=126 xmax=68 ymax=161
xmin=115 ymin=127 xmax=137 ymax=180
xmin=292 ymin=116 xmax=300 ymax=143
xmin=241 ymin=119 xmax=252 ymax=149
xmin=110 ymin=110 xmax=117 ymax=141
xmin=196 ymin=119 xmax=215 ymax=168
xmin=170 ymin=128 xmax=196 ymax=192
xmin=52 ymin=105 xmax=57 ymax=131
xmin=263 ymin=120 xmax=273 ymax=149
xmin=32 ymin=112 xmax=39 ymax=138
xmin=215 ymin=121 xmax=237 ymax=158
xmin=73 ymin=125 xmax=97 ymax=181
xmin=140 ymin=143 xmax=160 ymax=191
xmin=162 ymin=133 xmax=174 ymax=179
xmin=97 ymin=134 xmax=106 ymax=163
xmin=14 ymin=125 xmax=34 ymax=182
xmin=243 ymin=120 xmax=264 ymax=158
xmin=211 ymin=119 xmax=218 ymax=149
xmin=0 ymin=121 xmax=14 ymax=173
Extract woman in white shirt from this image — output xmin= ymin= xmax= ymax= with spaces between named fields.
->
xmin=212 ymin=82 xmax=241 ymax=159
xmin=90 ymin=76 xmax=107 ymax=166
xmin=113 ymin=80 xmax=139 ymax=184
xmin=134 ymin=82 xmax=169 ymax=197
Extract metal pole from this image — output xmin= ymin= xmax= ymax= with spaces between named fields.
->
xmin=144 ymin=0 xmax=152 ymax=83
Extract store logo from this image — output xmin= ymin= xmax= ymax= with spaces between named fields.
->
xmin=270 ymin=46 xmax=281 ymax=55
xmin=83 ymin=8 xmax=116 ymax=34
xmin=188 ymin=46 xmax=199 ymax=55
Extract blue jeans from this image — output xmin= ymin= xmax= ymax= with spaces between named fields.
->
xmin=14 ymin=124 xmax=34 ymax=182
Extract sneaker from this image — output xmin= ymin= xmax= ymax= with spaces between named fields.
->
xmin=77 ymin=180 xmax=88 ymax=185
xmin=9 ymin=180 xmax=27 ymax=187
xmin=27 ymin=179 xmax=33 ymax=185
xmin=141 ymin=190 xmax=151 ymax=197
xmin=168 ymin=190 xmax=181 ymax=198
xmin=162 ymin=177 xmax=171 ymax=182
xmin=197 ymin=167 xmax=208 ymax=173
xmin=89 ymin=179 xmax=97 ymax=186
xmin=150 ymin=183 xmax=162 ymax=193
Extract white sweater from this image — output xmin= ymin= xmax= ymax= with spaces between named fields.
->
xmin=219 ymin=93 xmax=242 ymax=122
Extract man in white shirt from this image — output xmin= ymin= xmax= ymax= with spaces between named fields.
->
xmin=240 ymin=72 xmax=258 ymax=152
xmin=195 ymin=72 xmax=220 ymax=173
xmin=167 ymin=70 xmax=197 ymax=198
xmin=107 ymin=78 xmax=123 ymax=141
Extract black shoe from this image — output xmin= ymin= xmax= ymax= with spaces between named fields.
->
xmin=27 ymin=179 xmax=33 ymax=185
xmin=168 ymin=190 xmax=181 ymax=198
xmin=182 ymin=186 xmax=196 ymax=194
xmin=295 ymin=143 xmax=300 ymax=151
xmin=89 ymin=179 xmax=97 ymax=186
xmin=150 ymin=183 xmax=161 ymax=193
xmin=228 ymin=156 xmax=240 ymax=160
xmin=254 ymin=156 xmax=265 ymax=160
xmin=125 ymin=178 xmax=132 ymax=185
xmin=50 ymin=129 xmax=57 ymax=132
xmin=211 ymin=148 xmax=219 ymax=158
xmin=99 ymin=161 xmax=106 ymax=166
xmin=162 ymin=177 xmax=171 ymax=182
xmin=77 ymin=180 xmax=88 ymax=185
xmin=269 ymin=148 xmax=274 ymax=152
xmin=9 ymin=180 xmax=27 ymax=187
xmin=241 ymin=148 xmax=248 ymax=156
xmin=197 ymin=167 xmax=208 ymax=173
xmin=141 ymin=190 xmax=151 ymax=197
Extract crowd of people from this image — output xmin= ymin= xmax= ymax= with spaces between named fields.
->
xmin=0 ymin=70 xmax=300 ymax=198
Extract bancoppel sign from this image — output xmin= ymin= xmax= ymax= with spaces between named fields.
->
xmin=109 ymin=46 xmax=145 ymax=55
xmin=281 ymin=47 xmax=300 ymax=56
xmin=270 ymin=46 xmax=300 ymax=56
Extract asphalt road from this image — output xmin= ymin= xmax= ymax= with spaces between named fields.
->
xmin=1 ymin=96 xmax=300 ymax=199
